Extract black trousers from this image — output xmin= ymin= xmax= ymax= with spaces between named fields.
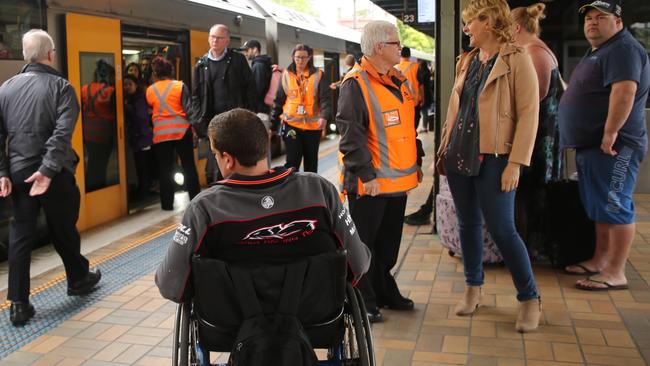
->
xmin=349 ymin=194 xmax=408 ymax=308
xmin=204 ymin=148 xmax=223 ymax=184
xmin=8 ymin=168 xmax=89 ymax=302
xmin=283 ymin=125 xmax=321 ymax=173
xmin=414 ymin=106 xmax=422 ymax=131
xmin=133 ymin=149 xmax=151 ymax=195
xmin=153 ymin=130 xmax=200 ymax=210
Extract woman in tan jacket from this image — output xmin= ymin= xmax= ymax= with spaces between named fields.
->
xmin=436 ymin=0 xmax=541 ymax=332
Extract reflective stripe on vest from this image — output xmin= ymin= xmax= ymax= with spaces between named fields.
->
xmin=280 ymin=69 xmax=322 ymax=130
xmin=339 ymin=65 xmax=418 ymax=196
xmin=147 ymin=80 xmax=190 ymax=143
xmin=397 ymin=61 xmax=419 ymax=101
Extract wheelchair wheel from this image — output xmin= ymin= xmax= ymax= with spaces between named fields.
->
xmin=341 ymin=283 xmax=374 ymax=366
xmin=172 ymin=303 xmax=199 ymax=366
xmin=352 ymin=286 xmax=376 ymax=366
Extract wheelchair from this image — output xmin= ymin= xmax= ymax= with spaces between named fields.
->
xmin=171 ymin=250 xmax=375 ymax=366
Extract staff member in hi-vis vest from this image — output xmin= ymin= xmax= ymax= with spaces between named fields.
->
xmin=271 ymin=44 xmax=331 ymax=173
xmin=395 ymin=47 xmax=426 ymax=131
xmin=336 ymin=20 xmax=424 ymax=323
xmin=146 ymin=57 xmax=200 ymax=211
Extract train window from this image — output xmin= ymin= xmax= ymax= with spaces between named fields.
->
xmin=0 ymin=0 xmax=46 ymax=60
xmin=79 ymin=53 xmax=120 ymax=192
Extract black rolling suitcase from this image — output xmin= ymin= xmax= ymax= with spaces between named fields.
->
xmin=542 ymin=177 xmax=595 ymax=268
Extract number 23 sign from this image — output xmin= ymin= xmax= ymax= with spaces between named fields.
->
xmin=402 ymin=13 xmax=416 ymax=23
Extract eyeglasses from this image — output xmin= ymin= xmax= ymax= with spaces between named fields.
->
xmin=294 ymin=56 xmax=310 ymax=60
xmin=382 ymin=41 xmax=401 ymax=47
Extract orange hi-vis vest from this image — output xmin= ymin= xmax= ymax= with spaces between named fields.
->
xmin=280 ymin=69 xmax=322 ymax=130
xmin=146 ymin=80 xmax=190 ymax=144
xmin=81 ymin=82 xmax=116 ymax=145
xmin=396 ymin=60 xmax=420 ymax=103
xmin=340 ymin=59 xmax=419 ymax=196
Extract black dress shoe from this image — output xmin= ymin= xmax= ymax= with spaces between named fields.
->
xmin=10 ymin=301 xmax=35 ymax=326
xmin=404 ymin=209 xmax=432 ymax=226
xmin=366 ymin=306 xmax=383 ymax=323
xmin=68 ymin=269 xmax=102 ymax=296
xmin=379 ymin=296 xmax=415 ymax=311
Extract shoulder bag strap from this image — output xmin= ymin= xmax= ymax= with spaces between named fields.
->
xmin=276 ymin=260 xmax=308 ymax=316
xmin=230 ymin=266 xmax=264 ymax=319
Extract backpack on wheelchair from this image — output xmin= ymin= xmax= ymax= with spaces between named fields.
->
xmin=172 ymin=250 xmax=376 ymax=366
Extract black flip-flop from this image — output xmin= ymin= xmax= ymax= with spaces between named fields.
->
xmin=575 ymin=276 xmax=629 ymax=291
xmin=564 ymin=264 xmax=600 ymax=276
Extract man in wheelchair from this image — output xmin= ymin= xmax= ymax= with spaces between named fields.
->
xmin=155 ymin=108 xmax=372 ymax=365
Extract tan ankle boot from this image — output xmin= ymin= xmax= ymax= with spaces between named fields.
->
xmin=516 ymin=298 xmax=542 ymax=333
xmin=455 ymin=286 xmax=481 ymax=316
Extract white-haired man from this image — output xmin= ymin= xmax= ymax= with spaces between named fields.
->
xmin=336 ymin=20 xmax=424 ymax=322
xmin=0 ymin=29 xmax=101 ymax=326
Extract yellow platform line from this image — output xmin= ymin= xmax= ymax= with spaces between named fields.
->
xmin=0 ymin=223 xmax=177 ymax=310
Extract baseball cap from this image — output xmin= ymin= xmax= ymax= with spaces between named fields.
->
xmin=241 ymin=39 xmax=261 ymax=51
xmin=579 ymin=1 xmax=622 ymax=17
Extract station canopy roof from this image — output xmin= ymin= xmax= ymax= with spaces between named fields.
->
xmin=254 ymin=0 xmax=361 ymax=43
xmin=186 ymin=0 xmax=361 ymax=43
xmin=369 ymin=0 xmax=435 ymax=35
xmin=186 ymin=0 xmax=265 ymax=19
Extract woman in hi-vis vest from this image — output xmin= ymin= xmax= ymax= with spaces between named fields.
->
xmin=146 ymin=57 xmax=200 ymax=211
xmin=270 ymin=44 xmax=331 ymax=173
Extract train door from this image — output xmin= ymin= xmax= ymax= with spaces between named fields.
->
xmin=121 ymin=25 xmax=190 ymax=210
xmin=65 ymin=13 xmax=126 ymax=230
xmin=323 ymin=52 xmax=340 ymax=135
xmin=190 ymin=30 xmax=210 ymax=187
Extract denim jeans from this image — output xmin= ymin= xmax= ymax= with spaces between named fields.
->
xmin=445 ymin=156 xmax=538 ymax=301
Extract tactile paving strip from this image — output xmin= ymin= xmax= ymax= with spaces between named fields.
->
xmin=0 ymin=231 xmax=174 ymax=358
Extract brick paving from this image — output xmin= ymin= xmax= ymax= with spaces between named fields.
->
xmin=1 ymin=133 xmax=650 ymax=365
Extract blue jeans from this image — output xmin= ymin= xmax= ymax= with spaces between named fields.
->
xmin=445 ymin=156 xmax=538 ymax=301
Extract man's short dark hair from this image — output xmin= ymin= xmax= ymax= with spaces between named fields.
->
xmin=401 ymin=47 xmax=411 ymax=58
xmin=208 ymin=108 xmax=268 ymax=167
xmin=243 ymin=39 xmax=262 ymax=51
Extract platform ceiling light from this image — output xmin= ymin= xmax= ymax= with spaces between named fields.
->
xmin=122 ymin=49 xmax=141 ymax=55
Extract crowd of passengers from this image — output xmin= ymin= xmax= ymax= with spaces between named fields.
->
xmin=0 ymin=0 xmax=647 ymax=342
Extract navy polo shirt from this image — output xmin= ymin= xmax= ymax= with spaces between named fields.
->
xmin=559 ymin=28 xmax=649 ymax=154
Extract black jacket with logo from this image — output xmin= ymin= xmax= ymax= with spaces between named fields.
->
xmin=0 ymin=63 xmax=80 ymax=178
xmin=155 ymin=167 xmax=371 ymax=303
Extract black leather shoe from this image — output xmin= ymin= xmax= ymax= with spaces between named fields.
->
xmin=10 ymin=301 xmax=35 ymax=326
xmin=366 ymin=306 xmax=383 ymax=323
xmin=379 ymin=296 xmax=415 ymax=311
xmin=68 ymin=269 xmax=102 ymax=296
xmin=404 ymin=209 xmax=431 ymax=226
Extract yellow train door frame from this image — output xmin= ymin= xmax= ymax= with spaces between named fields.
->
xmin=190 ymin=30 xmax=209 ymax=187
xmin=66 ymin=13 xmax=127 ymax=230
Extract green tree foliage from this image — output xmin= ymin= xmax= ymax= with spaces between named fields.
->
xmin=397 ymin=20 xmax=435 ymax=54
xmin=270 ymin=0 xmax=318 ymax=17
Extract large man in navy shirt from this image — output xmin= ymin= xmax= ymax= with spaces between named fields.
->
xmin=559 ymin=1 xmax=649 ymax=291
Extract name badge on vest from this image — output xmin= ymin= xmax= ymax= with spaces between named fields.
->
xmin=297 ymin=104 xmax=306 ymax=115
xmin=382 ymin=109 xmax=401 ymax=127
